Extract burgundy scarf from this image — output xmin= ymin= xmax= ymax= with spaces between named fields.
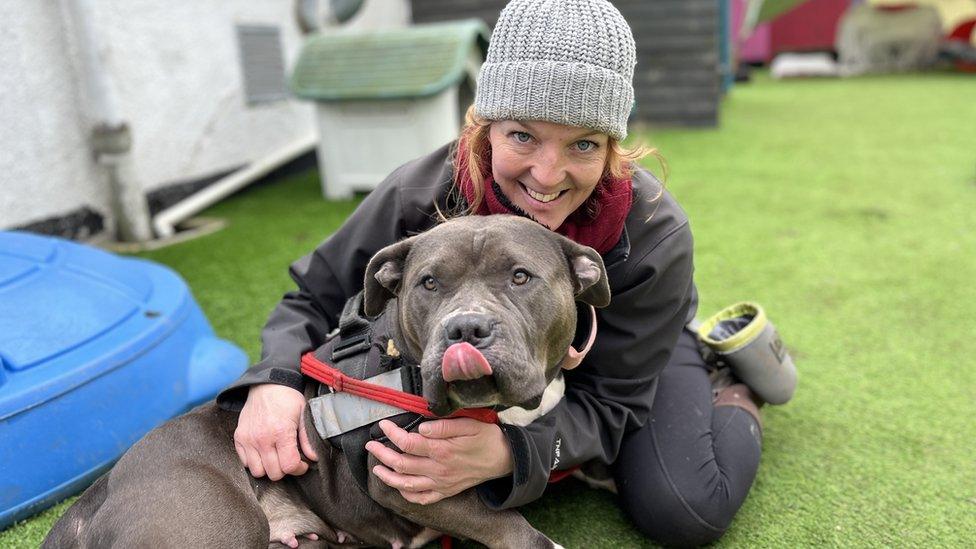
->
xmin=455 ymin=138 xmax=633 ymax=255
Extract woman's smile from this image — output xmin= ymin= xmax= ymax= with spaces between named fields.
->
xmin=520 ymin=182 xmax=566 ymax=205
xmin=489 ymin=120 xmax=609 ymax=229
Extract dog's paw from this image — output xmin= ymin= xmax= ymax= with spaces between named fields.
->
xmin=271 ymin=531 xmax=321 ymax=548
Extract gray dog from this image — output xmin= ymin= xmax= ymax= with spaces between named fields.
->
xmin=43 ymin=215 xmax=610 ymax=548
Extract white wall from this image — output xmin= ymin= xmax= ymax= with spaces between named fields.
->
xmin=97 ymin=1 xmax=316 ymax=193
xmin=0 ymin=0 xmax=107 ymax=230
xmin=0 ymin=0 xmax=409 ymax=233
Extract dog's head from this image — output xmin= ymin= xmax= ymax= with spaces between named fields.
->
xmin=363 ymin=215 xmax=610 ymax=416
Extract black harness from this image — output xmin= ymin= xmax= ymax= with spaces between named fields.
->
xmin=308 ymin=293 xmax=426 ymax=493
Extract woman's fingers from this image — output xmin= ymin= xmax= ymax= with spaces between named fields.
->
xmin=235 ymin=383 xmax=316 ymax=479
xmin=275 ymin=434 xmax=309 ymax=477
xmin=233 ymin=440 xmax=248 ymax=466
xmin=243 ymin=443 xmax=266 ymax=478
xmin=418 ymin=418 xmax=482 ymax=439
xmin=370 ymin=463 xmax=438 ymax=494
xmin=236 ymin=421 xmax=303 ymax=479
xmin=365 ymin=430 xmax=456 ymax=503
xmin=365 ymin=441 xmax=443 ymax=477
xmin=401 ymin=490 xmax=447 ymax=506
xmin=378 ymin=420 xmax=432 ymax=457
xmin=298 ymin=408 xmax=319 ymax=462
xmin=259 ymin=443 xmax=285 ymax=481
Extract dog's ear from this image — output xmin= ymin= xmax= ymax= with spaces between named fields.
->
xmin=559 ymin=238 xmax=611 ymax=308
xmin=363 ymin=237 xmax=415 ymax=317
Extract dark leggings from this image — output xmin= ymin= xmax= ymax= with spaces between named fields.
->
xmin=613 ymin=329 xmax=762 ymax=547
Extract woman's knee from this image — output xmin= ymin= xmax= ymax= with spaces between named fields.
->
xmin=617 ymin=473 xmax=731 ymax=547
xmin=614 ymin=417 xmax=743 ymax=547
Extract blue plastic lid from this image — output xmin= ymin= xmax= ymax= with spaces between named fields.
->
xmin=0 ymin=232 xmax=155 ymax=371
xmin=0 ymin=231 xmax=187 ymax=418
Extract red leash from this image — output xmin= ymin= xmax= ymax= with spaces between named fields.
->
xmin=300 ymin=352 xmax=499 ymax=424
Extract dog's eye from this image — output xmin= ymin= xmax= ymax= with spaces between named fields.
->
xmin=512 ymin=269 xmax=530 ymax=286
xmin=422 ymin=276 xmax=437 ymax=291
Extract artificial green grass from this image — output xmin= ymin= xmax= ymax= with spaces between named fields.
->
xmin=4 ymin=71 xmax=975 ymax=547
xmin=647 ymin=71 xmax=976 ymax=547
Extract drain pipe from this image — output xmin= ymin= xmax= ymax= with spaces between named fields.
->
xmin=152 ymin=132 xmax=317 ymax=239
xmin=62 ymin=0 xmax=153 ymax=242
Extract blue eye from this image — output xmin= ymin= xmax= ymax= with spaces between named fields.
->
xmin=513 ymin=131 xmax=531 ymax=143
xmin=576 ymin=140 xmax=596 ymax=152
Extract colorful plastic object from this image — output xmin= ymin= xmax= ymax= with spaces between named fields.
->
xmin=0 ymin=231 xmax=248 ymax=529
xmin=946 ymin=18 xmax=976 ymax=72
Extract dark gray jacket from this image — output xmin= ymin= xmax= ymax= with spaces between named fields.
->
xmin=217 ymin=142 xmax=698 ymax=509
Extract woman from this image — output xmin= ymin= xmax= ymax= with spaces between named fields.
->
xmin=218 ymin=0 xmax=773 ymax=545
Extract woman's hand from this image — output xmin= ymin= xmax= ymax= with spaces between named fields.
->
xmin=365 ymin=418 xmax=514 ymax=505
xmin=234 ymin=383 xmax=318 ymax=481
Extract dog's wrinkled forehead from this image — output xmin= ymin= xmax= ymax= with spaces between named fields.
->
xmin=408 ymin=216 xmax=563 ymax=272
xmin=362 ymin=213 xmax=609 ymax=318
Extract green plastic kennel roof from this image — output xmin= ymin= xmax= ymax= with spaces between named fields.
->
xmin=291 ymin=19 xmax=489 ymax=101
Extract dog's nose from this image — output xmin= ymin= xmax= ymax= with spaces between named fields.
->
xmin=444 ymin=313 xmax=495 ymax=347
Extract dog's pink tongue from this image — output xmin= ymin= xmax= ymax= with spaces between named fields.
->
xmin=442 ymin=342 xmax=493 ymax=382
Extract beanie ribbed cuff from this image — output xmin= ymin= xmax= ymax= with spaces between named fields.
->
xmin=474 ymin=60 xmax=633 ymax=141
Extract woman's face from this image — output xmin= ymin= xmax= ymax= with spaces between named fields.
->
xmin=488 ymin=120 xmax=609 ymax=230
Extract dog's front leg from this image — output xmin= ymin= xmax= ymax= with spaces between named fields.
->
xmin=367 ymin=456 xmax=561 ymax=549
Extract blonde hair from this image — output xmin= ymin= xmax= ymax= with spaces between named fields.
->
xmin=446 ymin=106 xmax=666 ymax=219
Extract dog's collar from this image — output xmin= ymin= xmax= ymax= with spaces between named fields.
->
xmin=558 ymin=304 xmax=598 ymax=371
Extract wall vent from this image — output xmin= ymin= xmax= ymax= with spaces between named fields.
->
xmin=236 ymin=25 xmax=288 ymax=104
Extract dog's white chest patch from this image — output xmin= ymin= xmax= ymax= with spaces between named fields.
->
xmin=496 ymin=374 xmax=566 ymax=427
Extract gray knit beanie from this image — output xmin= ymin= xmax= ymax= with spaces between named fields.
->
xmin=474 ymin=0 xmax=636 ymax=140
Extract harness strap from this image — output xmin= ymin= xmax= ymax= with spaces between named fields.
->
xmin=301 ymin=352 xmax=499 ymax=424
xmin=308 ymin=369 xmax=412 ymax=438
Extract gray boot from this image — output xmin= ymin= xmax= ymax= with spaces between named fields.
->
xmin=694 ymin=302 xmax=798 ymax=405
